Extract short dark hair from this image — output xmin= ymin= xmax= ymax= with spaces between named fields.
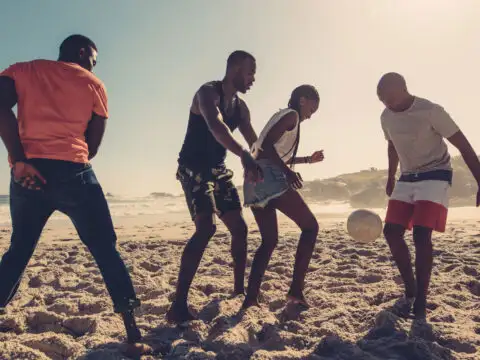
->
xmin=227 ymin=50 xmax=255 ymax=68
xmin=59 ymin=34 xmax=97 ymax=59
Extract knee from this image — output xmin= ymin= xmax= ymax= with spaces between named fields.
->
xmin=231 ymin=220 xmax=248 ymax=241
xmin=383 ymin=223 xmax=405 ymax=242
xmin=413 ymin=226 xmax=432 ymax=246
xmin=201 ymin=223 xmax=217 ymax=239
xmin=8 ymin=232 xmax=37 ymax=258
xmin=84 ymin=231 xmax=117 ymax=253
xmin=189 ymin=223 xmax=216 ymax=250
xmin=302 ymin=218 xmax=319 ymax=238
xmin=261 ymin=236 xmax=278 ymax=253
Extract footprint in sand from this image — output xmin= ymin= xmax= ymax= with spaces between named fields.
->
xmin=214 ymin=232 xmax=228 ymax=240
xmin=145 ymin=243 xmax=161 ymax=250
xmin=22 ymin=334 xmax=85 ymax=359
xmin=437 ymin=336 xmax=477 ymax=354
xmin=29 ymin=273 xmax=57 ymax=288
xmin=63 ymin=257 xmax=75 ymax=265
xmin=212 ymin=257 xmax=229 ymax=266
xmin=0 ymin=315 xmax=25 ymax=334
xmin=357 ymin=274 xmax=383 ymax=284
xmin=48 ymin=301 xmax=78 ymax=316
xmin=82 ymin=285 xmax=104 ymax=297
xmin=139 ymin=261 xmax=161 ymax=273
xmin=463 ymin=266 xmax=479 ymax=277
xmin=62 ymin=316 xmax=97 ymax=337
xmin=430 ymin=313 xmax=455 ymax=323
xmin=443 ymin=263 xmax=459 ymax=272
xmin=325 ymin=271 xmax=358 ymax=279
xmin=0 ymin=342 xmax=50 ymax=360
xmin=467 ymin=280 xmax=480 ymax=296
xmin=26 ymin=311 xmax=65 ymax=333
xmin=355 ymin=249 xmax=377 ymax=257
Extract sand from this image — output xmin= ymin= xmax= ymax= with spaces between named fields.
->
xmin=0 ymin=209 xmax=479 ymax=360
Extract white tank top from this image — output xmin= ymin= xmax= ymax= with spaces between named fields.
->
xmin=251 ymin=108 xmax=299 ymax=162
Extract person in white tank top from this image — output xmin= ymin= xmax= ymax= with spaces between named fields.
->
xmin=242 ymin=85 xmax=325 ymax=309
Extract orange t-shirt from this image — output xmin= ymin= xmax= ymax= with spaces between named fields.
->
xmin=0 ymin=60 xmax=108 ymax=164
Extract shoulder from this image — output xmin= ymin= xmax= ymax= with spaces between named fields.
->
xmin=412 ymin=97 xmax=452 ymax=122
xmin=198 ymin=81 xmax=220 ymax=96
xmin=0 ymin=60 xmax=33 ymax=79
xmin=279 ymin=108 xmax=299 ymax=130
xmin=196 ymin=81 xmax=220 ymax=103
xmin=411 ymin=96 xmax=442 ymax=112
xmin=237 ymin=96 xmax=249 ymax=114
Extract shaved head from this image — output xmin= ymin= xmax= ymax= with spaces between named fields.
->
xmin=377 ymin=72 xmax=412 ymax=112
xmin=377 ymin=72 xmax=407 ymax=95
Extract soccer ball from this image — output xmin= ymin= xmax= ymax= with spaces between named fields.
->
xmin=346 ymin=209 xmax=383 ymax=243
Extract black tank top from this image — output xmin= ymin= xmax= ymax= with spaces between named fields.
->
xmin=178 ymin=81 xmax=242 ymax=170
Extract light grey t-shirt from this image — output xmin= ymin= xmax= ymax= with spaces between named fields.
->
xmin=381 ymin=97 xmax=460 ymax=175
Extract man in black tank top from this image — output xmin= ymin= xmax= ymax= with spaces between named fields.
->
xmin=167 ymin=51 xmax=262 ymax=323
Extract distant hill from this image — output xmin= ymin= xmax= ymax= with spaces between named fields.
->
xmin=301 ymin=155 xmax=478 ymax=208
xmin=237 ymin=155 xmax=478 ymax=208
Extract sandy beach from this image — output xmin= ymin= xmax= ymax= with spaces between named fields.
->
xmin=0 ymin=206 xmax=478 ymax=360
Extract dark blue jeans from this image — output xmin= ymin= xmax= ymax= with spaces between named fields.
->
xmin=0 ymin=159 xmax=140 ymax=313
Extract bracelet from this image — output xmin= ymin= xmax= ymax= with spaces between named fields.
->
xmin=306 ymin=156 xmax=311 ymax=164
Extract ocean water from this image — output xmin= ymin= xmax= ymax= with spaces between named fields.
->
xmin=0 ymin=195 xmax=189 ymax=225
xmin=0 ymin=193 xmax=476 ymax=226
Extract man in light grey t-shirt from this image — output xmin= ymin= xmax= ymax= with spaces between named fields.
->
xmin=377 ymin=72 xmax=480 ymax=319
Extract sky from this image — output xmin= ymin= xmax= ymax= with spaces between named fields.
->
xmin=1 ymin=0 xmax=480 ymax=196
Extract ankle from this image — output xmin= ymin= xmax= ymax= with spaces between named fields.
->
xmin=171 ymin=299 xmax=188 ymax=309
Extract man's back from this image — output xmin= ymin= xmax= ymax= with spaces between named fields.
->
xmin=0 ymin=59 xmax=108 ymax=163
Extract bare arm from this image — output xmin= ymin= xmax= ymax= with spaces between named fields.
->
xmin=85 ymin=113 xmax=107 ymax=160
xmin=447 ymin=130 xmax=480 ymax=184
xmin=287 ymin=156 xmax=311 ymax=165
xmin=237 ymin=99 xmax=257 ymax=149
xmin=0 ymin=76 xmax=26 ymax=163
xmin=197 ymin=85 xmax=247 ymax=157
xmin=258 ymin=111 xmax=298 ymax=173
xmin=387 ymin=140 xmax=399 ymax=179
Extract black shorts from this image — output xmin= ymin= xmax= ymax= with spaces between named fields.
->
xmin=176 ymin=164 xmax=241 ymax=220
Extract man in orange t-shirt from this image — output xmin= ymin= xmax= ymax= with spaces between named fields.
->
xmin=0 ymin=35 xmax=142 ymax=344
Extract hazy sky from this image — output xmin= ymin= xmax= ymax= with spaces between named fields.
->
xmin=1 ymin=1 xmax=480 ymax=196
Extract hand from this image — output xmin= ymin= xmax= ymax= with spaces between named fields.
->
xmin=386 ymin=176 xmax=395 ymax=197
xmin=12 ymin=161 xmax=46 ymax=190
xmin=286 ymin=168 xmax=303 ymax=190
xmin=241 ymin=150 xmax=263 ymax=183
xmin=309 ymin=150 xmax=324 ymax=164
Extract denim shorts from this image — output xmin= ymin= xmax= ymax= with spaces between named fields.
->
xmin=243 ymin=159 xmax=290 ymax=208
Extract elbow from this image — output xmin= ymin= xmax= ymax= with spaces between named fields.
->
xmin=88 ymin=151 xmax=97 ymax=160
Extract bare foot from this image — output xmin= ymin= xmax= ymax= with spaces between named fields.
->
xmin=121 ymin=310 xmax=142 ymax=344
xmin=166 ymin=303 xmax=197 ymax=324
xmin=413 ymin=299 xmax=427 ymax=320
xmin=126 ymin=327 xmax=142 ymax=344
xmin=241 ymin=297 xmax=261 ymax=310
xmin=286 ymin=290 xmax=310 ymax=309
xmin=233 ymin=288 xmax=246 ymax=297
xmin=123 ymin=343 xmax=153 ymax=357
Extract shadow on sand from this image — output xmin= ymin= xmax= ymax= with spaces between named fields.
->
xmin=80 ymin=298 xmax=459 ymax=360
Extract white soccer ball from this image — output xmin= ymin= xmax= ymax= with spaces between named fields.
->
xmin=346 ymin=209 xmax=383 ymax=243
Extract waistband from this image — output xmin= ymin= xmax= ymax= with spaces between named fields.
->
xmin=399 ymin=169 xmax=452 ymax=185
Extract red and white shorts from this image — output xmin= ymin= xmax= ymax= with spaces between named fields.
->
xmin=385 ymin=180 xmax=450 ymax=232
